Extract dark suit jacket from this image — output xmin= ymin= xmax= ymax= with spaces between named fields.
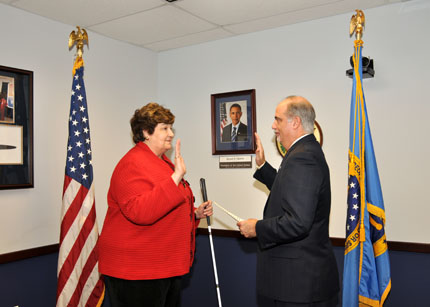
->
xmin=254 ymin=134 xmax=339 ymax=303
xmin=221 ymin=122 xmax=248 ymax=142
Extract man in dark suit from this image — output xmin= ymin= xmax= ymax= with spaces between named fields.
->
xmin=238 ymin=96 xmax=339 ymax=306
xmin=221 ymin=103 xmax=248 ymax=142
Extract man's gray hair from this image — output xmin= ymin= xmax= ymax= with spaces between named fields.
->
xmin=285 ymin=95 xmax=315 ymax=134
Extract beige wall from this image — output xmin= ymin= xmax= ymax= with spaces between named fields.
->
xmin=0 ymin=3 xmax=158 ymax=253
xmin=0 ymin=0 xmax=429 ymax=255
xmin=158 ymin=0 xmax=430 ymax=243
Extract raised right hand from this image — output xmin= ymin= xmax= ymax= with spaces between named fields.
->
xmin=254 ymin=132 xmax=265 ymax=167
xmin=171 ymin=139 xmax=186 ymax=185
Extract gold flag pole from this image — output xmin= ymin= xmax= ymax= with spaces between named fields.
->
xmin=349 ymin=10 xmax=367 ymax=243
xmin=68 ymin=26 xmax=89 ymax=58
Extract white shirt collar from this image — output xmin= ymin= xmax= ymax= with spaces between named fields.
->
xmin=232 ymin=122 xmax=240 ymax=129
xmin=289 ymin=133 xmax=310 ymax=149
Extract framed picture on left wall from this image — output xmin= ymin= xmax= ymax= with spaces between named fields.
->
xmin=0 ymin=65 xmax=33 ymax=189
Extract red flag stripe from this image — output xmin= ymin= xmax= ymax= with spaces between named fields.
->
xmin=58 ymin=181 xmax=94 ymax=266
xmin=68 ymin=232 xmax=100 ymax=306
xmin=60 ymin=179 xmax=89 ymax=244
xmin=87 ymin=277 xmax=105 ymax=307
xmin=57 ymin=199 xmax=97 ymax=304
xmin=57 ymin=229 xmax=101 ymax=306
xmin=79 ymin=264 xmax=104 ymax=306
xmin=63 ymin=175 xmax=72 ymax=196
xmin=57 ymin=225 xmax=101 ymax=307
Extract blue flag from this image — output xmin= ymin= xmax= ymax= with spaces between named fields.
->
xmin=342 ymin=40 xmax=391 ymax=306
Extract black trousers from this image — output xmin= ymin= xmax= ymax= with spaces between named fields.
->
xmin=274 ymin=293 xmax=339 ymax=307
xmin=104 ymin=275 xmax=182 ymax=307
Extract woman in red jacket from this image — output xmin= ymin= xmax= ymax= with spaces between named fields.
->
xmin=99 ymin=102 xmax=213 ymax=307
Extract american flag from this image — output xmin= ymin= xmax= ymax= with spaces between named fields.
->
xmin=56 ymin=57 xmax=105 ymax=307
xmin=220 ymin=102 xmax=227 ymax=137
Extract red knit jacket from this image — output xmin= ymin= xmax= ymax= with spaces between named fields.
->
xmin=99 ymin=142 xmax=199 ymax=280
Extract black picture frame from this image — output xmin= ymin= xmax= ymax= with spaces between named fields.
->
xmin=211 ymin=89 xmax=256 ymax=155
xmin=0 ymin=65 xmax=34 ymax=189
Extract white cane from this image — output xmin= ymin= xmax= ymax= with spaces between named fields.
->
xmin=200 ymin=178 xmax=222 ymax=307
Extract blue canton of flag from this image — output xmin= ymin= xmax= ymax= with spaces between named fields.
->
xmin=66 ymin=66 xmax=93 ymax=189
xmin=346 ymin=176 xmax=360 ymax=240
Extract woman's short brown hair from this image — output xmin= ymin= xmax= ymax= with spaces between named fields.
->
xmin=130 ymin=102 xmax=175 ymax=144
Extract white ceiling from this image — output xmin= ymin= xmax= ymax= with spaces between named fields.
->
xmin=1 ymin=0 xmax=403 ymax=52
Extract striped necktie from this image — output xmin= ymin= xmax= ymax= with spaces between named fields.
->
xmin=231 ymin=126 xmax=237 ymax=142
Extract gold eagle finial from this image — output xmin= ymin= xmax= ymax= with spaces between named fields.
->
xmin=68 ymin=26 xmax=89 ymax=58
xmin=349 ymin=10 xmax=365 ymax=41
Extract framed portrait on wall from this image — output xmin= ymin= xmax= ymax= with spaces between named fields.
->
xmin=211 ymin=89 xmax=256 ymax=155
xmin=0 ymin=65 xmax=33 ymax=189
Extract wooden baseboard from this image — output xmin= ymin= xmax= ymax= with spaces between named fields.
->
xmin=0 ymin=243 xmax=59 ymax=264
xmin=1 ymin=231 xmax=428 ymax=264
xmin=197 ymin=228 xmax=430 ymax=253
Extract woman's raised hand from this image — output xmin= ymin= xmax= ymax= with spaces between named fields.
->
xmin=171 ymin=139 xmax=186 ymax=185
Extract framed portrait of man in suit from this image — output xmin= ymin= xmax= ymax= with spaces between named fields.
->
xmin=211 ymin=89 xmax=256 ymax=155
